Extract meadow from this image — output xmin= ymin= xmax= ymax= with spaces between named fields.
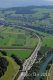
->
xmin=0 ymin=26 xmax=38 ymax=48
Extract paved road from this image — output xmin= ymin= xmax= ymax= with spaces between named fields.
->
xmin=17 ymin=34 xmax=42 ymax=80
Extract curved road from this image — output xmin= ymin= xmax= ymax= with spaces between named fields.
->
xmin=17 ymin=34 xmax=42 ymax=80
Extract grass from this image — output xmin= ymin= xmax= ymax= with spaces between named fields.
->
xmin=0 ymin=26 xmax=38 ymax=60
xmin=42 ymin=35 xmax=53 ymax=48
xmin=4 ymin=49 xmax=32 ymax=60
xmin=0 ymin=56 xmax=20 ymax=80
xmin=0 ymin=26 xmax=38 ymax=48
xmin=22 ymin=25 xmax=53 ymax=49
xmin=47 ymin=64 xmax=53 ymax=80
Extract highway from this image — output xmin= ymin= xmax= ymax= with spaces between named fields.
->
xmin=17 ymin=34 xmax=42 ymax=80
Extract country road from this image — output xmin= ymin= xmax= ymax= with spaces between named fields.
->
xmin=17 ymin=34 xmax=42 ymax=80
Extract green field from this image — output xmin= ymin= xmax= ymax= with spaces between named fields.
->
xmin=22 ymin=25 xmax=53 ymax=49
xmin=3 ymin=49 xmax=32 ymax=60
xmin=0 ymin=26 xmax=38 ymax=48
xmin=37 ymin=31 xmax=53 ymax=55
xmin=0 ymin=26 xmax=38 ymax=60
xmin=42 ymin=35 xmax=53 ymax=48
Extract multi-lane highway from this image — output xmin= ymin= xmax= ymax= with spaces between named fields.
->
xmin=17 ymin=34 xmax=42 ymax=80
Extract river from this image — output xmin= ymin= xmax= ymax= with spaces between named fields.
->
xmin=34 ymin=54 xmax=53 ymax=80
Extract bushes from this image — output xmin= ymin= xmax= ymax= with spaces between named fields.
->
xmin=0 ymin=57 xmax=9 ymax=77
xmin=0 ymin=50 xmax=7 ymax=56
xmin=11 ymin=54 xmax=22 ymax=66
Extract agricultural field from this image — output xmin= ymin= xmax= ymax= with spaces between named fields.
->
xmin=42 ymin=35 xmax=53 ymax=48
xmin=38 ymin=32 xmax=53 ymax=55
xmin=0 ymin=26 xmax=38 ymax=60
xmin=0 ymin=26 xmax=38 ymax=48
xmin=4 ymin=49 xmax=32 ymax=60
